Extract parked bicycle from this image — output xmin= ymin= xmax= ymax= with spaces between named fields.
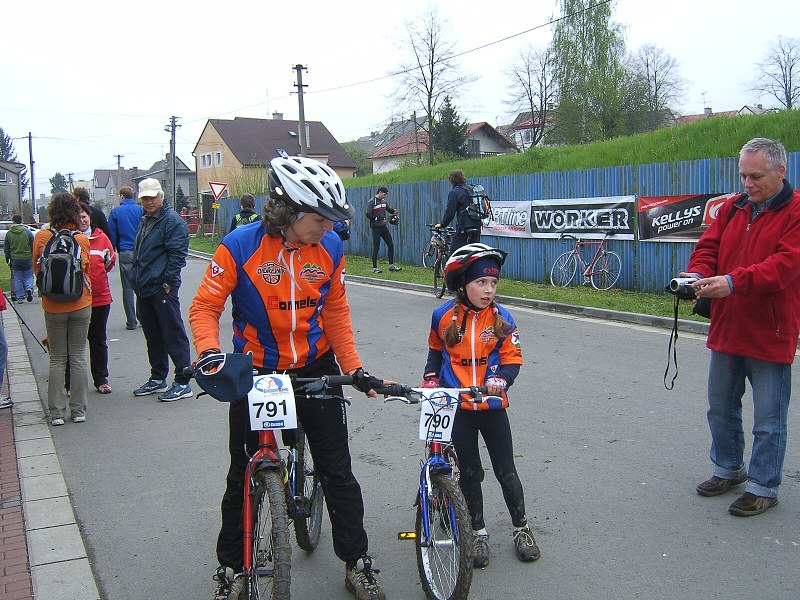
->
xmin=422 ymin=224 xmax=455 ymax=269
xmin=387 ymin=385 xmax=499 ymax=600
xmin=188 ymin=354 xmax=396 ymax=600
xmin=424 ymin=224 xmax=456 ymax=298
xmin=550 ymin=231 xmax=621 ymax=290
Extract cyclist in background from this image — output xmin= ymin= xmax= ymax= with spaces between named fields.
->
xmin=190 ymin=156 xmax=386 ymax=600
xmin=421 ymin=243 xmax=540 ymax=569
xmin=436 ymin=170 xmax=482 ymax=252
xmin=228 ymin=193 xmax=261 ymax=232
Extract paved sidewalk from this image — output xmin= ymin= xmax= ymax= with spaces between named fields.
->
xmin=0 ymin=311 xmax=100 ymax=600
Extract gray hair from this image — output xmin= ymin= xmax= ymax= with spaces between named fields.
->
xmin=740 ymin=138 xmax=787 ymax=170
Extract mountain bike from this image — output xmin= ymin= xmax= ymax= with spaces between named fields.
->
xmin=550 ymin=231 xmax=622 ymax=290
xmin=387 ymin=385 xmax=498 ymax=600
xmin=422 ymin=225 xmax=450 ymax=269
xmin=189 ymin=357 xmax=397 ymax=600
xmin=425 ymin=225 xmax=456 ymax=298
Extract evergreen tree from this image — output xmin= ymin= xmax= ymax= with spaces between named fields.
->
xmin=50 ymin=172 xmax=68 ymax=193
xmin=432 ymin=96 xmax=468 ymax=158
xmin=0 ymin=127 xmax=29 ymax=197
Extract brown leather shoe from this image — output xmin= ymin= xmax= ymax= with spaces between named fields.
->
xmin=728 ymin=492 xmax=778 ymax=516
xmin=696 ymin=474 xmax=747 ymax=497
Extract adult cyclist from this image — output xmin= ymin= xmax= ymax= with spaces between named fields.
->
xmin=436 ymin=169 xmax=482 ymax=252
xmin=189 ymin=156 xmax=387 ymax=600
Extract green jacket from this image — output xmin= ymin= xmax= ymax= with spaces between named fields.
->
xmin=4 ymin=224 xmax=34 ymax=262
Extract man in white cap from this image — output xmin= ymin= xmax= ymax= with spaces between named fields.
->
xmin=131 ymin=178 xmax=193 ymax=401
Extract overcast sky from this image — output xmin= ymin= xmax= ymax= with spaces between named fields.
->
xmin=3 ymin=0 xmax=798 ymax=200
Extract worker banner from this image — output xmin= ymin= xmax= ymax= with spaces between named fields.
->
xmin=638 ymin=193 xmax=737 ymax=240
xmin=528 ymin=196 xmax=635 ymax=239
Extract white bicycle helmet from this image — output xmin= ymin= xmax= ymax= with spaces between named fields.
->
xmin=268 ymin=156 xmax=354 ymax=222
xmin=444 ymin=243 xmax=507 ymax=291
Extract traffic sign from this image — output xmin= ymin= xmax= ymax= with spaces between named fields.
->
xmin=209 ymin=182 xmax=229 ymax=201
xmin=212 ymin=203 xmax=220 ymax=209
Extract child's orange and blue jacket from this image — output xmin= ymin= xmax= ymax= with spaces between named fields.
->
xmin=189 ymin=225 xmax=360 ymax=374
xmin=425 ymin=299 xmax=523 ymax=410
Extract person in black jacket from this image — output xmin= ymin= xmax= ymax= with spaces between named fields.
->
xmin=228 ymin=193 xmax=261 ymax=233
xmin=131 ymin=178 xmax=193 ymax=402
xmin=437 ymin=170 xmax=482 ymax=252
xmin=365 ymin=186 xmax=401 ymax=273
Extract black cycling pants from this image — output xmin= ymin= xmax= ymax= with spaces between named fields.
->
xmin=450 ymin=228 xmax=481 ymax=254
xmin=216 ymin=352 xmax=369 ymax=570
xmin=451 ymin=408 xmax=527 ymax=531
xmin=370 ymin=225 xmax=395 ymax=267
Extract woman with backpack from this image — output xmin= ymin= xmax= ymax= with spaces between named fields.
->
xmin=32 ymin=191 xmax=92 ymax=426
xmin=436 ymin=170 xmax=483 ymax=252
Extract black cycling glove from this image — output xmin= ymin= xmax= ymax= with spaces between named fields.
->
xmin=352 ymin=368 xmax=383 ymax=394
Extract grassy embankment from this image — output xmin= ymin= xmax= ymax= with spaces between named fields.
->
xmin=193 ymin=111 xmax=800 ymax=319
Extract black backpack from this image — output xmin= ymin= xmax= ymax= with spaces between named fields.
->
xmin=36 ymin=230 xmax=89 ymax=302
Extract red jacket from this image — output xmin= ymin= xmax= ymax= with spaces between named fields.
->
xmin=687 ymin=183 xmax=800 ymax=364
xmin=87 ymin=228 xmax=116 ymax=307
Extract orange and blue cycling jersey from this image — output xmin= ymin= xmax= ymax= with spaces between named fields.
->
xmin=189 ymin=224 xmax=360 ymax=373
xmin=425 ymin=299 xmax=523 ymax=411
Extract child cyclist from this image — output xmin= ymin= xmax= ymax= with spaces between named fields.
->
xmin=421 ymin=243 xmax=539 ymax=568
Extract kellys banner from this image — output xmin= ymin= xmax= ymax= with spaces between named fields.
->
xmin=638 ymin=193 xmax=738 ymax=240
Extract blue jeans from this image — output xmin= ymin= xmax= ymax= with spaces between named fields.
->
xmin=706 ymin=350 xmax=791 ymax=498
xmin=10 ymin=259 xmax=34 ymax=299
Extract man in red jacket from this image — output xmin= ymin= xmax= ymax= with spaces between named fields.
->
xmin=683 ymin=137 xmax=800 ymax=517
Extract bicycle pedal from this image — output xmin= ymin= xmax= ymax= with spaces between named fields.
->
xmin=398 ymin=531 xmax=417 ymax=540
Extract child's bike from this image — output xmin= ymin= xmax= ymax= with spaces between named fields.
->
xmin=386 ymin=385 xmax=496 ymax=600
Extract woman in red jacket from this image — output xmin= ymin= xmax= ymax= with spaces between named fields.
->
xmin=78 ymin=201 xmax=116 ymax=393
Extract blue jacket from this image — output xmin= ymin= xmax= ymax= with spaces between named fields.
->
xmin=108 ymin=199 xmax=144 ymax=251
xmin=132 ymin=204 xmax=188 ymax=297
xmin=440 ymin=184 xmax=482 ymax=233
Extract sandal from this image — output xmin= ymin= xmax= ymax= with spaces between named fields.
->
xmin=97 ymin=384 xmax=112 ymax=394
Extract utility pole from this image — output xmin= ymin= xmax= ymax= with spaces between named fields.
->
xmin=115 ymin=154 xmax=124 ymax=200
xmin=293 ymin=64 xmax=308 ymax=156
xmin=68 ymin=173 xmax=74 ymax=192
xmin=412 ymin=111 xmax=421 ymax=165
xmin=28 ymin=132 xmax=36 ymax=221
xmin=165 ymin=116 xmax=180 ymax=209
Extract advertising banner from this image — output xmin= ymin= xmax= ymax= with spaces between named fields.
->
xmin=482 ymin=200 xmax=532 ymax=237
xmin=638 ymin=193 xmax=737 ymax=240
xmin=529 ymin=196 xmax=635 ymax=239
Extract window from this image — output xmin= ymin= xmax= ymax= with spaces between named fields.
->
xmin=0 ymin=171 xmax=7 ymax=182
xmin=200 ymin=153 xmax=212 ymax=168
xmin=214 ymin=151 xmax=222 ymax=166
xmin=467 ymin=139 xmax=480 ymax=158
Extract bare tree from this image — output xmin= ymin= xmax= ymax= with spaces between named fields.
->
xmin=628 ymin=43 xmax=685 ymax=130
xmin=393 ymin=6 xmax=474 ymax=164
xmin=750 ymin=36 xmax=800 ymax=109
xmin=505 ymin=45 xmax=557 ymax=149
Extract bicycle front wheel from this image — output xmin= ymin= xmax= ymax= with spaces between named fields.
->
xmin=292 ymin=430 xmax=324 ymax=552
xmin=422 ymin=241 xmax=435 ymax=268
xmin=433 ymin=256 xmax=447 ymax=299
xmin=247 ymin=469 xmax=291 ymax=600
xmin=416 ymin=473 xmax=473 ymax=600
xmin=550 ymin=252 xmax=578 ymax=287
xmin=590 ymin=250 xmax=622 ymax=290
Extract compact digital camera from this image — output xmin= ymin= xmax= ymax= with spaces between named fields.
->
xmin=667 ymin=277 xmax=698 ymax=299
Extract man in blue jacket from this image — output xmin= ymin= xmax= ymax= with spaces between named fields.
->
xmin=109 ymin=186 xmax=143 ymax=330
xmin=131 ymin=179 xmax=193 ymax=402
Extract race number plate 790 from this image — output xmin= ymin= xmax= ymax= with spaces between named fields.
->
xmin=416 ymin=388 xmax=460 ymax=442
xmin=248 ymin=374 xmax=298 ymax=431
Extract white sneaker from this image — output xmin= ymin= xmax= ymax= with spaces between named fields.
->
xmin=72 ymin=415 xmax=86 ymax=423
xmin=51 ymin=417 xmax=65 ymax=426
xmin=0 ymin=395 xmax=12 ymax=409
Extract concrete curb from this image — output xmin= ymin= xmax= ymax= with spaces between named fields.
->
xmin=5 ymin=311 xmax=101 ymax=600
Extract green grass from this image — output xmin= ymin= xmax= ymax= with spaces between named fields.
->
xmin=347 ymin=111 xmax=800 ymax=188
xmin=0 ymin=261 xmax=9 ymax=293
xmin=189 ymin=238 xmax=698 ymax=321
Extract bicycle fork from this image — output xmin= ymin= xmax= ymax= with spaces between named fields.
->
xmin=418 ymin=453 xmax=462 ymax=549
xmin=242 ymin=450 xmax=284 ymax=578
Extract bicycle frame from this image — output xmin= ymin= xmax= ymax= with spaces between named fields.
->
xmin=566 ymin=234 xmax=608 ymax=280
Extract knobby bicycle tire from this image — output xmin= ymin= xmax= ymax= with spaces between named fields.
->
xmin=550 ymin=251 xmax=578 ymax=287
xmin=433 ymin=255 xmax=447 ymax=299
xmin=248 ymin=469 xmax=291 ymax=600
xmin=590 ymin=250 xmax=622 ymax=290
xmin=292 ymin=429 xmax=324 ymax=552
xmin=422 ymin=240 xmax=435 ymax=268
xmin=415 ymin=473 xmax=473 ymax=600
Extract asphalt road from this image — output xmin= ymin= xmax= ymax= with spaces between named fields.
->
xmin=18 ymin=257 xmax=800 ymax=600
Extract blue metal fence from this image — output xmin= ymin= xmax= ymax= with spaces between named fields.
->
xmin=214 ymin=153 xmax=800 ymax=293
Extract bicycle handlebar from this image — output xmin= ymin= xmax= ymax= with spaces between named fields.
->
xmin=384 ymin=385 xmax=491 ymax=405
